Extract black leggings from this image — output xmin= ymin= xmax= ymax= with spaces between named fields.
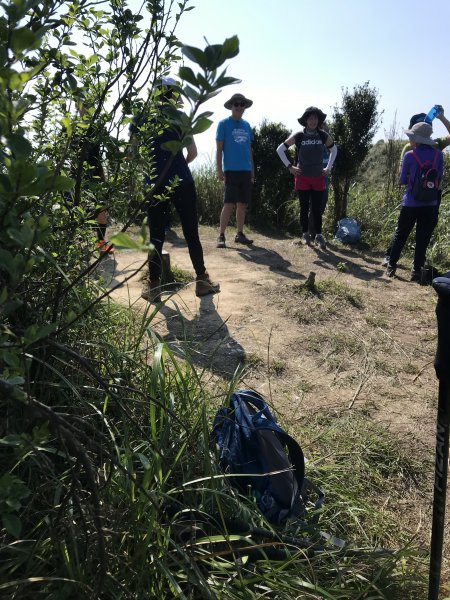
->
xmin=389 ymin=205 xmax=438 ymax=271
xmin=298 ymin=189 xmax=323 ymax=234
xmin=147 ymin=181 xmax=205 ymax=282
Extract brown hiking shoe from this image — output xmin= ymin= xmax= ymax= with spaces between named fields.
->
xmin=195 ymin=272 xmax=220 ymax=297
xmin=141 ymin=279 xmax=162 ymax=303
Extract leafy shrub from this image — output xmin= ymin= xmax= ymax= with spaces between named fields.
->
xmin=252 ymin=119 xmax=298 ymax=231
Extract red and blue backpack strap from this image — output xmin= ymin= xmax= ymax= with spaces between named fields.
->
xmin=411 ymin=147 xmax=439 ymax=168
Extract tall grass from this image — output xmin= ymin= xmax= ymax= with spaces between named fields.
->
xmin=192 ymin=160 xmax=224 ymax=225
xmin=1 ymin=292 xmax=435 ymax=598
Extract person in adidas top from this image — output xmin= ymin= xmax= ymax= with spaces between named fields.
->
xmin=276 ymin=106 xmax=337 ymax=249
xmin=215 ymin=93 xmax=255 ymax=248
xmin=386 ymin=122 xmax=444 ymax=281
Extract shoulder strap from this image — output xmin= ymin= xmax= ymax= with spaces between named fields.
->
xmin=411 ymin=148 xmax=424 ymax=168
xmin=431 ymin=148 xmax=439 ymax=169
xmin=412 ymin=147 xmax=439 ymax=169
xmin=249 ymin=421 xmax=305 ymax=490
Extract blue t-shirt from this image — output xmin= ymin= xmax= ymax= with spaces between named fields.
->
xmin=216 ymin=117 xmax=253 ymax=171
xmin=399 ymin=145 xmax=443 ymax=207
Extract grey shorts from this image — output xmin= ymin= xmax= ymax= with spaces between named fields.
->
xmin=224 ymin=171 xmax=252 ymax=204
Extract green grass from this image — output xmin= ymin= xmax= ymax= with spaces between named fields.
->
xmin=288 ymin=277 xmax=364 ymax=326
xmin=2 ymin=293 xmax=437 ymax=598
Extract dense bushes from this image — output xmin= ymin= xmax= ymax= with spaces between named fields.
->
xmin=250 ymin=120 xmax=298 ymax=231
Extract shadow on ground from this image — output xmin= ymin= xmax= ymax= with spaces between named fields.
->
xmin=311 ymin=242 xmax=386 ymax=281
xmin=236 ymin=244 xmax=304 ymax=280
xmin=159 ymin=294 xmax=246 ymax=378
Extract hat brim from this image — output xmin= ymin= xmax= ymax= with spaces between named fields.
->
xmin=405 ymin=133 xmax=437 ymax=146
xmin=224 ymin=97 xmax=253 ymax=110
xmin=298 ymin=109 xmax=327 ymax=127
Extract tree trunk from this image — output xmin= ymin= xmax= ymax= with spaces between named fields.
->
xmin=332 ymin=175 xmax=351 ymax=225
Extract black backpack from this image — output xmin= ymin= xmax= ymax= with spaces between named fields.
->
xmin=211 ymin=389 xmax=324 ymax=524
xmin=411 ymin=148 xmax=440 ymax=202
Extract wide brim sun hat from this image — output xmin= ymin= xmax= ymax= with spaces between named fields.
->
xmin=404 ymin=122 xmax=437 ymax=146
xmin=298 ymin=106 xmax=327 ymax=127
xmin=224 ymin=93 xmax=253 ymax=110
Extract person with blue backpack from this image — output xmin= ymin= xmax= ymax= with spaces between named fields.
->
xmin=386 ymin=122 xmax=444 ymax=281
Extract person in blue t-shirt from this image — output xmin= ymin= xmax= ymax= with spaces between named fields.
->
xmin=215 ymin=93 xmax=255 ymax=248
xmin=386 ymin=122 xmax=443 ymax=281
xmin=130 ymin=78 xmax=219 ymax=302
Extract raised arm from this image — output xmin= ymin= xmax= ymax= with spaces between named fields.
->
xmin=436 ymin=109 xmax=450 ymax=150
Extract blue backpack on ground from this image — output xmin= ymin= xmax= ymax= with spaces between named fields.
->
xmin=212 ymin=389 xmax=324 ymax=524
xmin=335 ymin=217 xmax=361 ymax=244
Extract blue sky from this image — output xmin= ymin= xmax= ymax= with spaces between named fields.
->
xmin=166 ymin=0 xmax=450 ymax=165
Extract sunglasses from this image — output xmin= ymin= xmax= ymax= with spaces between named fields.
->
xmin=233 ymin=102 xmax=246 ymax=107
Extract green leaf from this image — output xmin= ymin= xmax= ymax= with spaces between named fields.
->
xmin=11 ymin=28 xmax=36 ymax=53
xmin=48 ymin=175 xmax=74 ymax=192
xmin=181 ymin=84 xmax=200 ymax=103
xmin=8 ymin=133 xmax=32 ymax=158
xmin=67 ymin=73 xmax=78 ymax=91
xmin=109 ymin=232 xmax=150 ymax=251
xmin=2 ymin=513 xmax=22 ymax=538
xmin=221 ymin=35 xmax=240 ymax=60
xmin=191 ymin=117 xmax=212 ymax=135
xmin=215 ymin=74 xmax=241 ymax=88
xmin=60 ymin=117 xmax=72 ymax=136
xmin=136 ymin=452 xmax=151 ymax=470
xmin=23 ymin=323 xmax=57 ymax=346
xmin=0 ymin=250 xmax=16 ymax=276
xmin=139 ymin=220 xmax=148 ymax=244
xmin=161 ymin=140 xmax=183 ymax=154
xmin=4 ymin=376 xmax=25 ymax=386
xmin=178 ymin=66 xmax=197 ymax=87
xmin=181 ymin=45 xmax=207 ymax=69
xmin=204 ymin=44 xmax=222 ymax=69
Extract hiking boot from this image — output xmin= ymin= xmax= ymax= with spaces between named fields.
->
xmin=141 ymin=280 xmax=162 ymax=303
xmin=302 ymin=232 xmax=311 ymax=245
xmin=410 ymin=269 xmax=421 ymax=282
xmin=385 ymin=264 xmax=396 ymax=278
xmin=381 ymin=256 xmax=390 ymax=267
xmin=195 ymin=272 xmax=220 ymax=297
xmin=315 ymin=234 xmax=326 ymax=250
xmin=234 ymin=231 xmax=253 ymax=245
xmin=216 ymin=233 xmax=226 ymax=248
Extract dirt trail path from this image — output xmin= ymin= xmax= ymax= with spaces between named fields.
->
xmin=98 ymin=225 xmax=439 ymax=454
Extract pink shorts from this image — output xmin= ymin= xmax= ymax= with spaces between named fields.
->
xmin=295 ymin=175 xmax=325 ymax=192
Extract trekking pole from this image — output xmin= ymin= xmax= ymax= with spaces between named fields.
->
xmin=428 ymin=272 xmax=450 ymax=600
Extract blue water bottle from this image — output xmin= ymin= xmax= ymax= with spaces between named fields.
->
xmin=424 ymin=105 xmax=443 ymax=124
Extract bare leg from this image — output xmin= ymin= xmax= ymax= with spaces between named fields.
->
xmin=236 ymin=202 xmax=247 ymax=233
xmin=219 ymin=203 xmax=235 ymax=234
